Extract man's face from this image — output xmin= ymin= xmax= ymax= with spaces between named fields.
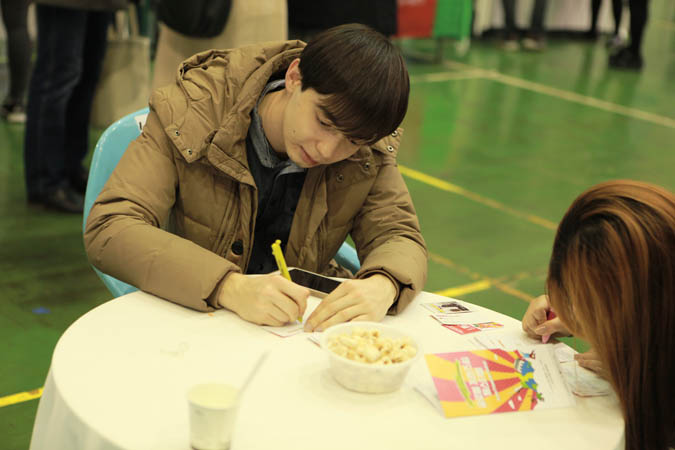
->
xmin=281 ymin=66 xmax=362 ymax=168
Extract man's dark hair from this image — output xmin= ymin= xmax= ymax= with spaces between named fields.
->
xmin=299 ymin=23 xmax=409 ymax=145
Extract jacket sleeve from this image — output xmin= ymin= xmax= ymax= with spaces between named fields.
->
xmin=83 ymin=108 xmax=241 ymax=311
xmin=351 ymin=157 xmax=428 ymax=314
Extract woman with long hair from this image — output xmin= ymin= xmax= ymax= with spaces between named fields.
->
xmin=522 ymin=180 xmax=674 ymax=450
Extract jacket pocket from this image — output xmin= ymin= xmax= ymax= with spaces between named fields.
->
xmin=174 ymin=163 xmax=238 ymax=254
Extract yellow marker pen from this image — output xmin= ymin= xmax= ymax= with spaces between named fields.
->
xmin=271 ymin=239 xmax=291 ymax=281
xmin=271 ymin=239 xmax=302 ymax=323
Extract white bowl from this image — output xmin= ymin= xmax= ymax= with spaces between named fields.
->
xmin=320 ymin=321 xmax=420 ymax=394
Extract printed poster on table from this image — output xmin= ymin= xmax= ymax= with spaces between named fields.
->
xmin=424 ymin=345 xmax=575 ymax=418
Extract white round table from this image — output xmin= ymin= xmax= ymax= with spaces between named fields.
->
xmin=29 ymin=290 xmax=623 ymax=450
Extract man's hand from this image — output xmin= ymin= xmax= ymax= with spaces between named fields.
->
xmin=303 ymin=274 xmax=397 ymax=332
xmin=522 ymin=294 xmax=570 ymax=340
xmin=217 ymin=273 xmax=310 ymax=326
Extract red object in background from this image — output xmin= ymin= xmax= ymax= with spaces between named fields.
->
xmin=397 ymin=0 xmax=438 ymax=38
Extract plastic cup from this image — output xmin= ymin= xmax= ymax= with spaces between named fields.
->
xmin=187 ymin=383 xmax=239 ymax=450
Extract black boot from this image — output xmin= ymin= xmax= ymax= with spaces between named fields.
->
xmin=609 ymin=46 xmax=643 ymax=70
xmin=68 ymin=166 xmax=90 ymax=195
xmin=42 ymin=186 xmax=84 ymax=213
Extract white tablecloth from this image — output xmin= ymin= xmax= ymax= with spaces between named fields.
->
xmin=30 ymin=291 xmax=623 ymax=450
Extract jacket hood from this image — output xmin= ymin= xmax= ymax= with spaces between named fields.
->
xmin=149 ymin=41 xmax=305 ymax=164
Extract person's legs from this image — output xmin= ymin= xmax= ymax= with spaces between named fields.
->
xmin=606 ymin=0 xmax=625 ymax=48
xmin=63 ymin=10 xmax=111 ymax=193
xmin=500 ymin=0 xmax=519 ymax=50
xmin=627 ymin=0 xmax=648 ymax=55
xmin=611 ymin=0 xmax=623 ymax=35
xmin=529 ymin=0 xmax=548 ymax=36
xmin=609 ymin=0 xmax=648 ymax=69
xmin=0 ymin=0 xmax=31 ymax=122
xmin=502 ymin=0 xmax=516 ymax=34
xmin=522 ymin=0 xmax=547 ymax=50
xmin=589 ymin=0 xmax=602 ymax=35
xmin=24 ymin=5 xmax=89 ymax=209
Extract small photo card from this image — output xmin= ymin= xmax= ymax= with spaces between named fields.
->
xmin=422 ymin=300 xmax=473 ymax=315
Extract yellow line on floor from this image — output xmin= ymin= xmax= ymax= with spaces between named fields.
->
xmin=487 ymin=71 xmax=675 ymax=129
xmin=410 ymin=71 xmax=484 ymax=83
xmin=434 ymin=280 xmax=492 ymax=297
xmin=654 ymin=19 xmax=675 ymax=30
xmin=439 ymin=59 xmax=675 ymax=130
xmin=0 ymin=388 xmax=43 ymax=408
xmin=430 ymin=252 xmax=536 ymax=303
xmin=398 ymin=165 xmax=558 ymax=231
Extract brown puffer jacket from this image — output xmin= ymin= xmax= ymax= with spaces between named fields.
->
xmin=84 ymin=40 xmax=428 ymax=312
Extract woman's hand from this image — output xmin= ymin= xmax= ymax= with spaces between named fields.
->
xmin=575 ymin=348 xmax=608 ymax=379
xmin=522 ymin=295 xmax=570 ymax=340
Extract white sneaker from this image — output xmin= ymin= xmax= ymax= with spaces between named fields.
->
xmin=1 ymin=102 xmax=26 ymax=124
xmin=501 ymin=39 xmax=520 ymax=52
xmin=522 ymin=37 xmax=545 ymax=51
xmin=7 ymin=109 xmax=27 ymax=123
xmin=606 ymin=34 xmax=624 ymax=50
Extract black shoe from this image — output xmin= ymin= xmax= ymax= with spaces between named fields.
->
xmin=68 ymin=167 xmax=89 ymax=195
xmin=581 ymin=29 xmax=599 ymax=41
xmin=609 ymin=47 xmax=643 ymax=70
xmin=42 ymin=186 xmax=84 ymax=213
xmin=27 ymin=191 xmax=42 ymax=203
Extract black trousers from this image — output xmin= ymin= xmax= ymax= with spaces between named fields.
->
xmin=24 ymin=5 xmax=111 ymax=197
xmin=502 ymin=0 xmax=548 ymax=35
xmin=1 ymin=0 xmax=31 ymax=101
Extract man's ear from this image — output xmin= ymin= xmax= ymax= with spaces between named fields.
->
xmin=285 ymin=58 xmax=302 ymax=92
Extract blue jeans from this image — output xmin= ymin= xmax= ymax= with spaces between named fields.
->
xmin=24 ymin=4 xmax=111 ymax=198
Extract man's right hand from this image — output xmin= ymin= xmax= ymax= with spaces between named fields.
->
xmin=217 ymin=273 xmax=310 ymax=326
xmin=522 ymin=294 xmax=570 ymax=340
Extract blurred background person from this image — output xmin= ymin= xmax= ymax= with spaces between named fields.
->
xmin=24 ymin=0 xmax=129 ymax=213
xmin=287 ymin=0 xmax=396 ymax=40
xmin=151 ymin=0 xmax=287 ymax=91
xmin=500 ymin=0 xmax=548 ymax=52
xmin=0 ymin=0 xmax=31 ymax=123
xmin=587 ymin=0 xmax=624 ymax=48
xmin=610 ymin=0 xmax=649 ymax=70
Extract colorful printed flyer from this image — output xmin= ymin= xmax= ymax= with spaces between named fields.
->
xmin=468 ymin=332 xmax=612 ymax=398
xmin=424 ymin=345 xmax=575 ymax=418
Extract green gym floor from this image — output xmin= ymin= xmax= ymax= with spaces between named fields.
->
xmin=1 ymin=4 xmax=674 ymax=448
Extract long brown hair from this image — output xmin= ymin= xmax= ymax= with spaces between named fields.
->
xmin=547 ymin=180 xmax=675 ymax=450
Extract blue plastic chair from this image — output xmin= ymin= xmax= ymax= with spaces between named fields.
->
xmin=84 ymin=108 xmax=360 ymax=298
xmin=83 ymin=108 xmax=149 ymax=297
xmin=334 ymin=241 xmax=360 ymax=274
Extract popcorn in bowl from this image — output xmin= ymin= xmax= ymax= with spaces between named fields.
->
xmin=320 ymin=322 xmax=420 ymax=394
xmin=325 ymin=327 xmax=417 ymax=364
